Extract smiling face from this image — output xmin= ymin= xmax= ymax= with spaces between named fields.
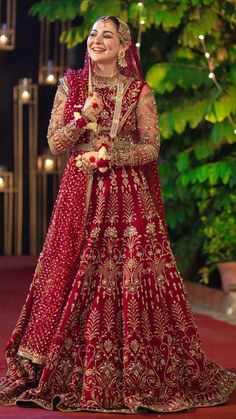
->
xmin=87 ymin=19 xmax=124 ymax=66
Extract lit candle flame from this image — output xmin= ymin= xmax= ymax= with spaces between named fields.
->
xmin=0 ymin=34 xmax=8 ymax=45
xmin=0 ymin=176 xmax=5 ymax=189
xmin=44 ymin=158 xmax=54 ymax=171
xmin=46 ymin=73 xmax=56 ymax=84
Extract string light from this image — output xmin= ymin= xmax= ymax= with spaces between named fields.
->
xmin=199 ymin=35 xmax=236 ymax=134
xmin=136 ymin=1 xmax=144 ymax=57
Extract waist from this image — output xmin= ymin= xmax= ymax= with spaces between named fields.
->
xmin=73 ymin=134 xmax=135 ymax=153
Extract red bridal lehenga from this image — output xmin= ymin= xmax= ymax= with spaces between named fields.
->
xmin=0 ymin=41 xmax=236 ymax=414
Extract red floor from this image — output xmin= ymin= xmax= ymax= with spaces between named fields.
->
xmin=0 ymin=256 xmax=236 ymax=418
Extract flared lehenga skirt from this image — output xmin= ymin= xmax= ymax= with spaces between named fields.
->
xmin=0 ymin=155 xmax=235 ymax=413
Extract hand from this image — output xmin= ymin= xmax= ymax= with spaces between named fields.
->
xmin=82 ymin=92 xmax=104 ymax=122
xmin=81 ymin=151 xmax=99 ymax=171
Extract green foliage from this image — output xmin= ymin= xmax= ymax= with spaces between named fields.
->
xmin=30 ymin=0 xmax=236 ymax=283
xmin=146 ymin=63 xmax=210 ymax=94
xmin=200 ymin=193 xmax=236 ymax=265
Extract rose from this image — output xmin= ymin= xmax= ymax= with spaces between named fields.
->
xmin=75 ymin=144 xmax=111 ymax=173
xmin=73 ymin=109 xmax=97 ymax=132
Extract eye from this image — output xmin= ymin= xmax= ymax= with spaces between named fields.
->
xmin=89 ymin=32 xmax=96 ymax=37
xmin=104 ymin=35 xmax=112 ymax=39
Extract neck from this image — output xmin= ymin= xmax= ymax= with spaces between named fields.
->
xmin=94 ymin=62 xmax=118 ymax=77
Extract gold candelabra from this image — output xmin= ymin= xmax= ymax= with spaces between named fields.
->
xmin=13 ymin=78 xmax=38 ymax=255
xmin=0 ymin=168 xmax=14 ymax=254
xmin=0 ymin=0 xmax=16 ymax=50
xmin=38 ymin=18 xmax=70 ymax=85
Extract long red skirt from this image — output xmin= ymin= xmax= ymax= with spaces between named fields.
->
xmin=0 ymin=155 xmax=235 ymax=413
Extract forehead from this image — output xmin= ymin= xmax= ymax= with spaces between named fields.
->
xmin=91 ymin=20 xmax=118 ymax=34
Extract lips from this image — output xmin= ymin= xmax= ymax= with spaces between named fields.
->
xmin=92 ymin=48 xmax=106 ymax=52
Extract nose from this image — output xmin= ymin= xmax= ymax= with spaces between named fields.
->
xmin=93 ymin=34 xmax=103 ymax=44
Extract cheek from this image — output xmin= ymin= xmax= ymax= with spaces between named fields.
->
xmin=106 ymin=40 xmax=119 ymax=54
xmin=87 ymin=39 xmax=92 ymax=50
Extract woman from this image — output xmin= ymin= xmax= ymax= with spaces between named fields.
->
xmin=0 ymin=16 xmax=235 ymax=413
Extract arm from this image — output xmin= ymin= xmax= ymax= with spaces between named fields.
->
xmin=47 ymin=77 xmax=82 ymax=155
xmin=111 ymin=84 xmax=160 ymax=166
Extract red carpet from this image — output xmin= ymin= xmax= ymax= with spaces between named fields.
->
xmin=0 ymin=256 xmax=235 ymax=418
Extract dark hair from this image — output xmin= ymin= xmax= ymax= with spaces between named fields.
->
xmin=96 ymin=16 xmax=120 ymax=31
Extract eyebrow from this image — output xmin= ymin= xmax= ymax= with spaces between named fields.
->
xmin=90 ymin=29 xmax=115 ymax=35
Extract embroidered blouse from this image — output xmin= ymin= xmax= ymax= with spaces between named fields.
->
xmin=47 ymin=73 xmax=160 ymax=166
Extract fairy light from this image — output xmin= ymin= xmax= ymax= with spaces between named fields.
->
xmin=208 ymin=72 xmax=214 ymax=79
xmin=136 ymin=1 xmax=145 ymax=57
xmin=199 ymin=35 xmax=236 ymax=134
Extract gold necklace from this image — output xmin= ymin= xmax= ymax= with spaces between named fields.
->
xmin=88 ymin=59 xmax=124 ymax=139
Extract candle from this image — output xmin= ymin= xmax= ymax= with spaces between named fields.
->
xmin=44 ymin=158 xmax=54 ymax=171
xmin=0 ymin=176 xmax=5 ymax=189
xmin=20 ymin=78 xmax=31 ymax=101
xmin=0 ymin=23 xmax=8 ymax=46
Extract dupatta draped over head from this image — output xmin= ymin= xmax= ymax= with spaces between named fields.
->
xmin=1 ymin=16 xmax=235 ymax=414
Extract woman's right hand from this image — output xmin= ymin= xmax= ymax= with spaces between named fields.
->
xmin=82 ymin=92 xmax=104 ymax=122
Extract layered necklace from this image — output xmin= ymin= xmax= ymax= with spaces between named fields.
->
xmin=88 ymin=62 xmax=124 ymax=139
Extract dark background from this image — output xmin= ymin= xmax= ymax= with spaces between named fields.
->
xmin=0 ymin=0 xmax=84 ymax=254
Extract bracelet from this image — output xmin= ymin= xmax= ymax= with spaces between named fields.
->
xmin=75 ymin=144 xmax=111 ymax=174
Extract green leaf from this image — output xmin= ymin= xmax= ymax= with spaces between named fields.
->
xmin=176 ymin=152 xmax=190 ymax=172
xmin=146 ymin=63 xmax=209 ymax=94
xmin=159 ymin=98 xmax=210 ymax=138
xmin=181 ymin=9 xmax=218 ymax=47
xmin=212 ymin=121 xmax=236 ymax=145
xmin=153 ymin=5 xmax=186 ymax=30
xmin=194 ymin=141 xmax=214 ymax=160
xmin=206 ymin=87 xmax=236 ymax=122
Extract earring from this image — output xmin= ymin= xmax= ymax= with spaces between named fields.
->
xmin=118 ymin=51 xmax=127 ymax=68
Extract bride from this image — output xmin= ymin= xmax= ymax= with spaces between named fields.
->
xmin=0 ymin=15 xmax=235 ymax=413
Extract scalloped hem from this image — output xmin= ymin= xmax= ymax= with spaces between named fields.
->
xmin=14 ymin=381 xmax=236 ymax=414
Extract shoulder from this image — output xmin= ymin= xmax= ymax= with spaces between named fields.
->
xmin=61 ymin=68 xmax=87 ymax=90
xmin=125 ymin=78 xmax=153 ymax=98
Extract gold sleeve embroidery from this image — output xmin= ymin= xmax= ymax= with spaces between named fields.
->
xmin=47 ymin=77 xmax=82 ymax=155
xmin=111 ymin=84 xmax=160 ymax=166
